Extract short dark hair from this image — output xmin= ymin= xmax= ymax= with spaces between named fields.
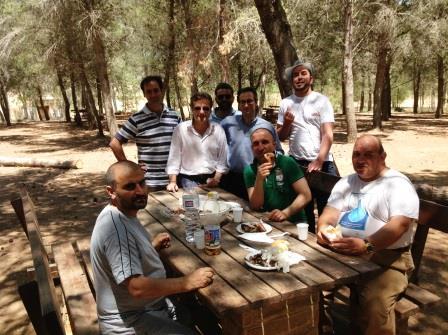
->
xmin=237 ymin=87 xmax=258 ymax=103
xmin=106 ymin=160 xmax=141 ymax=188
xmin=140 ymin=76 xmax=164 ymax=92
xmin=190 ymin=92 xmax=213 ymax=108
xmin=214 ymin=82 xmax=234 ymax=95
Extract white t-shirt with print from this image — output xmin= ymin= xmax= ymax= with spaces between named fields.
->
xmin=278 ymin=91 xmax=334 ymax=161
xmin=327 ymin=169 xmax=419 ymax=249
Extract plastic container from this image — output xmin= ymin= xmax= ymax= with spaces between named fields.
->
xmin=203 ymin=192 xmax=221 ymax=255
xmin=182 ymin=190 xmax=200 ymax=243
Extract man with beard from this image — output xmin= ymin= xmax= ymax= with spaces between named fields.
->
xmin=109 ymin=76 xmax=180 ymax=191
xmin=220 ymin=87 xmax=283 ymax=199
xmin=91 ymin=161 xmax=214 ymax=334
xmin=210 ymin=82 xmax=239 ymax=123
xmin=276 ymin=60 xmax=337 ymax=232
xmin=244 ymin=127 xmax=311 ymax=222
xmin=166 ymin=92 xmax=228 ymax=191
xmin=317 ymin=135 xmax=419 ymax=335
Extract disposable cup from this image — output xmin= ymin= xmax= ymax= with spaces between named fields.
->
xmin=233 ymin=207 xmax=243 ymax=223
xmin=194 ymin=230 xmax=205 ymax=249
xmin=296 ymin=222 xmax=309 ymax=241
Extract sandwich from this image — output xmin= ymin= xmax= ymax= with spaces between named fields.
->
xmin=263 ymin=152 xmax=275 ymax=165
xmin=323 ymin=225 xmax=342 ymax=241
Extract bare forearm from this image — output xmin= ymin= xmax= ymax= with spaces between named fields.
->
xmin=109 ymin=138 xmax=127 ymax=161
xmin=277 ymin=123 xmax=292 ymax=141
xmin=283 ymin=194 xmax=310 ymax=219
xmin=317 ymin=125 xmax=333 ymax=162
xmin=248 ymin=178 xmax=265 ymax=210
xmin=367 ymin=216 xmax=413 ymax=251
xmin=126 ymin=276 xmax=189 ymax=300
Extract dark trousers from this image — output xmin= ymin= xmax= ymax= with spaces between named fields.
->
xmin=294 ymin=159 xmax=338 ymax=233
xmin=220 ymin=171 xmax=249 ymax=201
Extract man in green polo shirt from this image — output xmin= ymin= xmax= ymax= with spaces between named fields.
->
xmin=243 ymin=127 xmax=311 ymax=222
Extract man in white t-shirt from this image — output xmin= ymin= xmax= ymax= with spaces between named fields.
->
xmin=277 ymin=60 xmax=336 ymax=232
xmin=317 ymin=135 xmax=419 ymax=335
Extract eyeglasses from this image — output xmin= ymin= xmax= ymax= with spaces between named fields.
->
xmin=217 ymin=94 xmax=232 ymax=100
xmin=193 ymin=106 xmax=211 ymax=112
xmin=239 ymin=99 xmax=255 ymax=106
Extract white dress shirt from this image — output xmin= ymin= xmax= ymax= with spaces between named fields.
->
xmin=166 ymin=121 xmax=229 ymax=176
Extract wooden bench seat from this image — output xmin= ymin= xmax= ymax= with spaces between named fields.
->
xmin=12 ymin=187 xmax=99 ymax=335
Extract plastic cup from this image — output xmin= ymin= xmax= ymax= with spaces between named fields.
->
xmin=233 ymin=207 xmax=243 ymax=223
xmin=194 ymin=230 xmax=205 ymax=249
xmin=296 ymin=222 xmax=309 ymax=241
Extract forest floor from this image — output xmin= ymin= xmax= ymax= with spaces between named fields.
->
xmin=0 ymin=111 xmax=447 ymax=334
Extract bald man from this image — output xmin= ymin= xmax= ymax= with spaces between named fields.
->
xmin=244 ymin=127 xmax=311 ymax=222
xmin=91 ymin=161 xmax=214 ymax=334
xmin=317 ymin=135 xmax=419 ymax=335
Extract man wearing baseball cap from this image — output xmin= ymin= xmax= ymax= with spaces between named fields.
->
xmin=276 ymin=59 xmax=337 ymax=232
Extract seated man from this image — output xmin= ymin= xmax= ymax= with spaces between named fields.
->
xmin=166 ymin=92 xmax=229 ymax=191
xmin=243 ymin=127 xmax=311 ymax=222
xmin=221 ymin=87 xmax=283 ymax=200
xmin=317 ymin=135 xmax=419 ymax=335
xmin=91 ymin=161 xmax=214 ymax=334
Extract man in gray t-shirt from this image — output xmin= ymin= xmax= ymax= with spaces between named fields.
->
xmin=91 ymin=161 xmax=214 ymax=334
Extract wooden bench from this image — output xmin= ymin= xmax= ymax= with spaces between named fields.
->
xmin=305 ymin=170 xmax=444 ymax=334
xmin=11 ymin=187 xmax=99 ymax=335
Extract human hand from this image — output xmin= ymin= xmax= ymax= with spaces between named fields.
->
xmin=206 ymin=177 xmax=220 ymax=188
xmin=330 ymin=237 xmax=366 ymax=255
xmin=152 ymin=233 xmax=171 ymax=251
xmin=268 ymin=209 xmax=288 ymax=222
xmin=256 ymin=162 xmax=273 ymax=181
xmin=138 ymin=162 xmax=147 ymax=173
xmin=184 ymin=267 xmax=215 ymax=291
xmin=284 ymin=107 xmax=295 ymax=125
xmin=166 ymin=182 xmax=178 ymax=192
xmin=307 ymin=158 xmax=324 ymax=172
xmin=316 ymin=226 xmax=331 ymax=246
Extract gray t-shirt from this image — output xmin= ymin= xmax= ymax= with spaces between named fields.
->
xmin=91 ymin=204 xmax=166 ymax=332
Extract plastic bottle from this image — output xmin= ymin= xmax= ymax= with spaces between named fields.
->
xmin=182 ymin=189 xmax=200 ymax=243
xmin=203 ymin=192 xmax=221 ymax=255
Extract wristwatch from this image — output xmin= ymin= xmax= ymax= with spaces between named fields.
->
xmin=364 ymin=239 xmax=375 ymax=254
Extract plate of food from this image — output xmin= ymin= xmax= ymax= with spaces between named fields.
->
xmin=236 ymin=220 xmax=272 ymax=234
xmin=245 ymin=252 xmax=277 ymax=271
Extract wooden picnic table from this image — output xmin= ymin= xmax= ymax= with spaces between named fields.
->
xmin=143 ymin=188 xmax=382 ymax=335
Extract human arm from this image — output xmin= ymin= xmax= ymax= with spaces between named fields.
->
xmin=152 ymin=233 xmax=171 ymax=251
xmin=206 ymin=126 xmax=228 ymax=187
xmin=307 ymin=122 xmax=334 ymax=172
xmin=206 ymin=172 xmax=223 ymax=188
xmin=247 ymin=162 xmax=273 ymax=210
xmin=276 ymin=107 xmax=295 ymax=141
xmin=268 ymin=177 xmax=312 ymax=222
xmin=109 ymin=137 xmax=127 ymax=161
xmin=166 ymin=175 xmax=178 ymax=192
xmin=316 ymin=206 xmax=341 ymax=246
xmin=123 ymin=267 xmax=215 ymax=300
xmin=166 ymin=125 xmax=182 ymax=192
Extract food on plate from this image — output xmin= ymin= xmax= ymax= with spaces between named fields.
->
xmin=247 ymin=253 xmax=276 ymax=267
xmin=323 ymin=225 xmax=342 ymax=241
xmin=241 ymin=221 xmax=267 ymax=233
xmin=263 ymin=152 xmax=275 ymax=165
xmin=247 ymin=239 xmax=290 ymax=270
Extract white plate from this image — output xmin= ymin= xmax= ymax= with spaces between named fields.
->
xmin=245 ymin=253 xmax=277 ymax=271
xmin=236 ymin=222 xmax=272 ymax=234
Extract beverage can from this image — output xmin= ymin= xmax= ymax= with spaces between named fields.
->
xmin=204 ymin=224 xmax=221 ymax=255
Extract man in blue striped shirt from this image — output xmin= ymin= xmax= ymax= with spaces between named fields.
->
xmin=109 ymin=76 xmax=180 ymax=191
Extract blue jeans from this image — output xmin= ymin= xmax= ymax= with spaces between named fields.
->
xmin=294 ymin=159 xmax=338 ymax=233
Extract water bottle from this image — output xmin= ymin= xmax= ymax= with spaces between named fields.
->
xmin=182 ymin=189 xmax=200 ymax=243
xmin=203 ymin=192 xmax=221 ymax=255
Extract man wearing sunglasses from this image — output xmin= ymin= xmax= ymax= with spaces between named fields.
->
xmin=166 ymin=92 xmax=228 ymax=191
xmin=210 ymin=82 xmax=238 ymax=123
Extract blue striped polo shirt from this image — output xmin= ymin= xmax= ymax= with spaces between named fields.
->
xmin=115 ymin=104 xmax=180 ymax=187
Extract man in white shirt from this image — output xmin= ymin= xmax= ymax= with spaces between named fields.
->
xmin=317 ymin=135 xmax=419 ymax=335
xmin=166 ymin=92 xmax=229 ymax=191
xmin=277 ymin=60 xmax=336 ymax=232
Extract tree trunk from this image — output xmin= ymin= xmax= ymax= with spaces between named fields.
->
xmin=413 ymin=62 xmax=420 ymax=114
xmin=0 ymin=156 xmax=82 ymax=169
xmin=96 ymin=75 xmax=104 ymax=116
xmin=55 ymin=63 xmax=71 ymax=123
xmin=373 ymin=35 xmax=390 ymax=129
xmin=79 ymin=64 xmax=104 ymax=136
xmin=237 ymin=53 xmax=242 ymax=90
xmin=342 ymin=0 xmax=357 ymax=143
xmin=381 ymin=63 xmax=391 ymax=121
xmin=367 ymin=75 xmax=372 ymax=112
xmin=173 ymin=65 xmax=186 ymax=120
xmin=36 ymin=86 xmax=50 ymax=120
xmin=259 ymin=73 xmax=267 ymax=111
xmin=0 ymin=82 xmax=11 ymax=126
xmin=218 ymin=0 xmax=230 ymax=82
xmin=164 ymin=0 xmax=176 ymax=109
xmin=359 ymin=75 xmax=365 ymax=113
xmin=253 ymin=0 xmax=298 ymax=98
xmin=435 ymin=54 xmax=444 ymax=119
xmin=180 ymin=0 xmax=199 ymax=95
xmin=70 ymin=70 xmax=82 ymax=126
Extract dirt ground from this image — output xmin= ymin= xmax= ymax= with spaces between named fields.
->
xmin=0 ymin=112 xmax=447 ymax=335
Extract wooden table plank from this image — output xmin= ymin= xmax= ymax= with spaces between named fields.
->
xmin=76 ymin=237 xmax=95 ymax=289
xmin=138 ymin=207 xmax=250 ymax=316
xmin=52 ymin=242 xmax=99 ymax=334
xmin=147 ymin=193 xmax=282 ymax=308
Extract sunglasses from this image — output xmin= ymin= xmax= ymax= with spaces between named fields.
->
xmin=193 ymin=106 xmax=211 ymax=112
